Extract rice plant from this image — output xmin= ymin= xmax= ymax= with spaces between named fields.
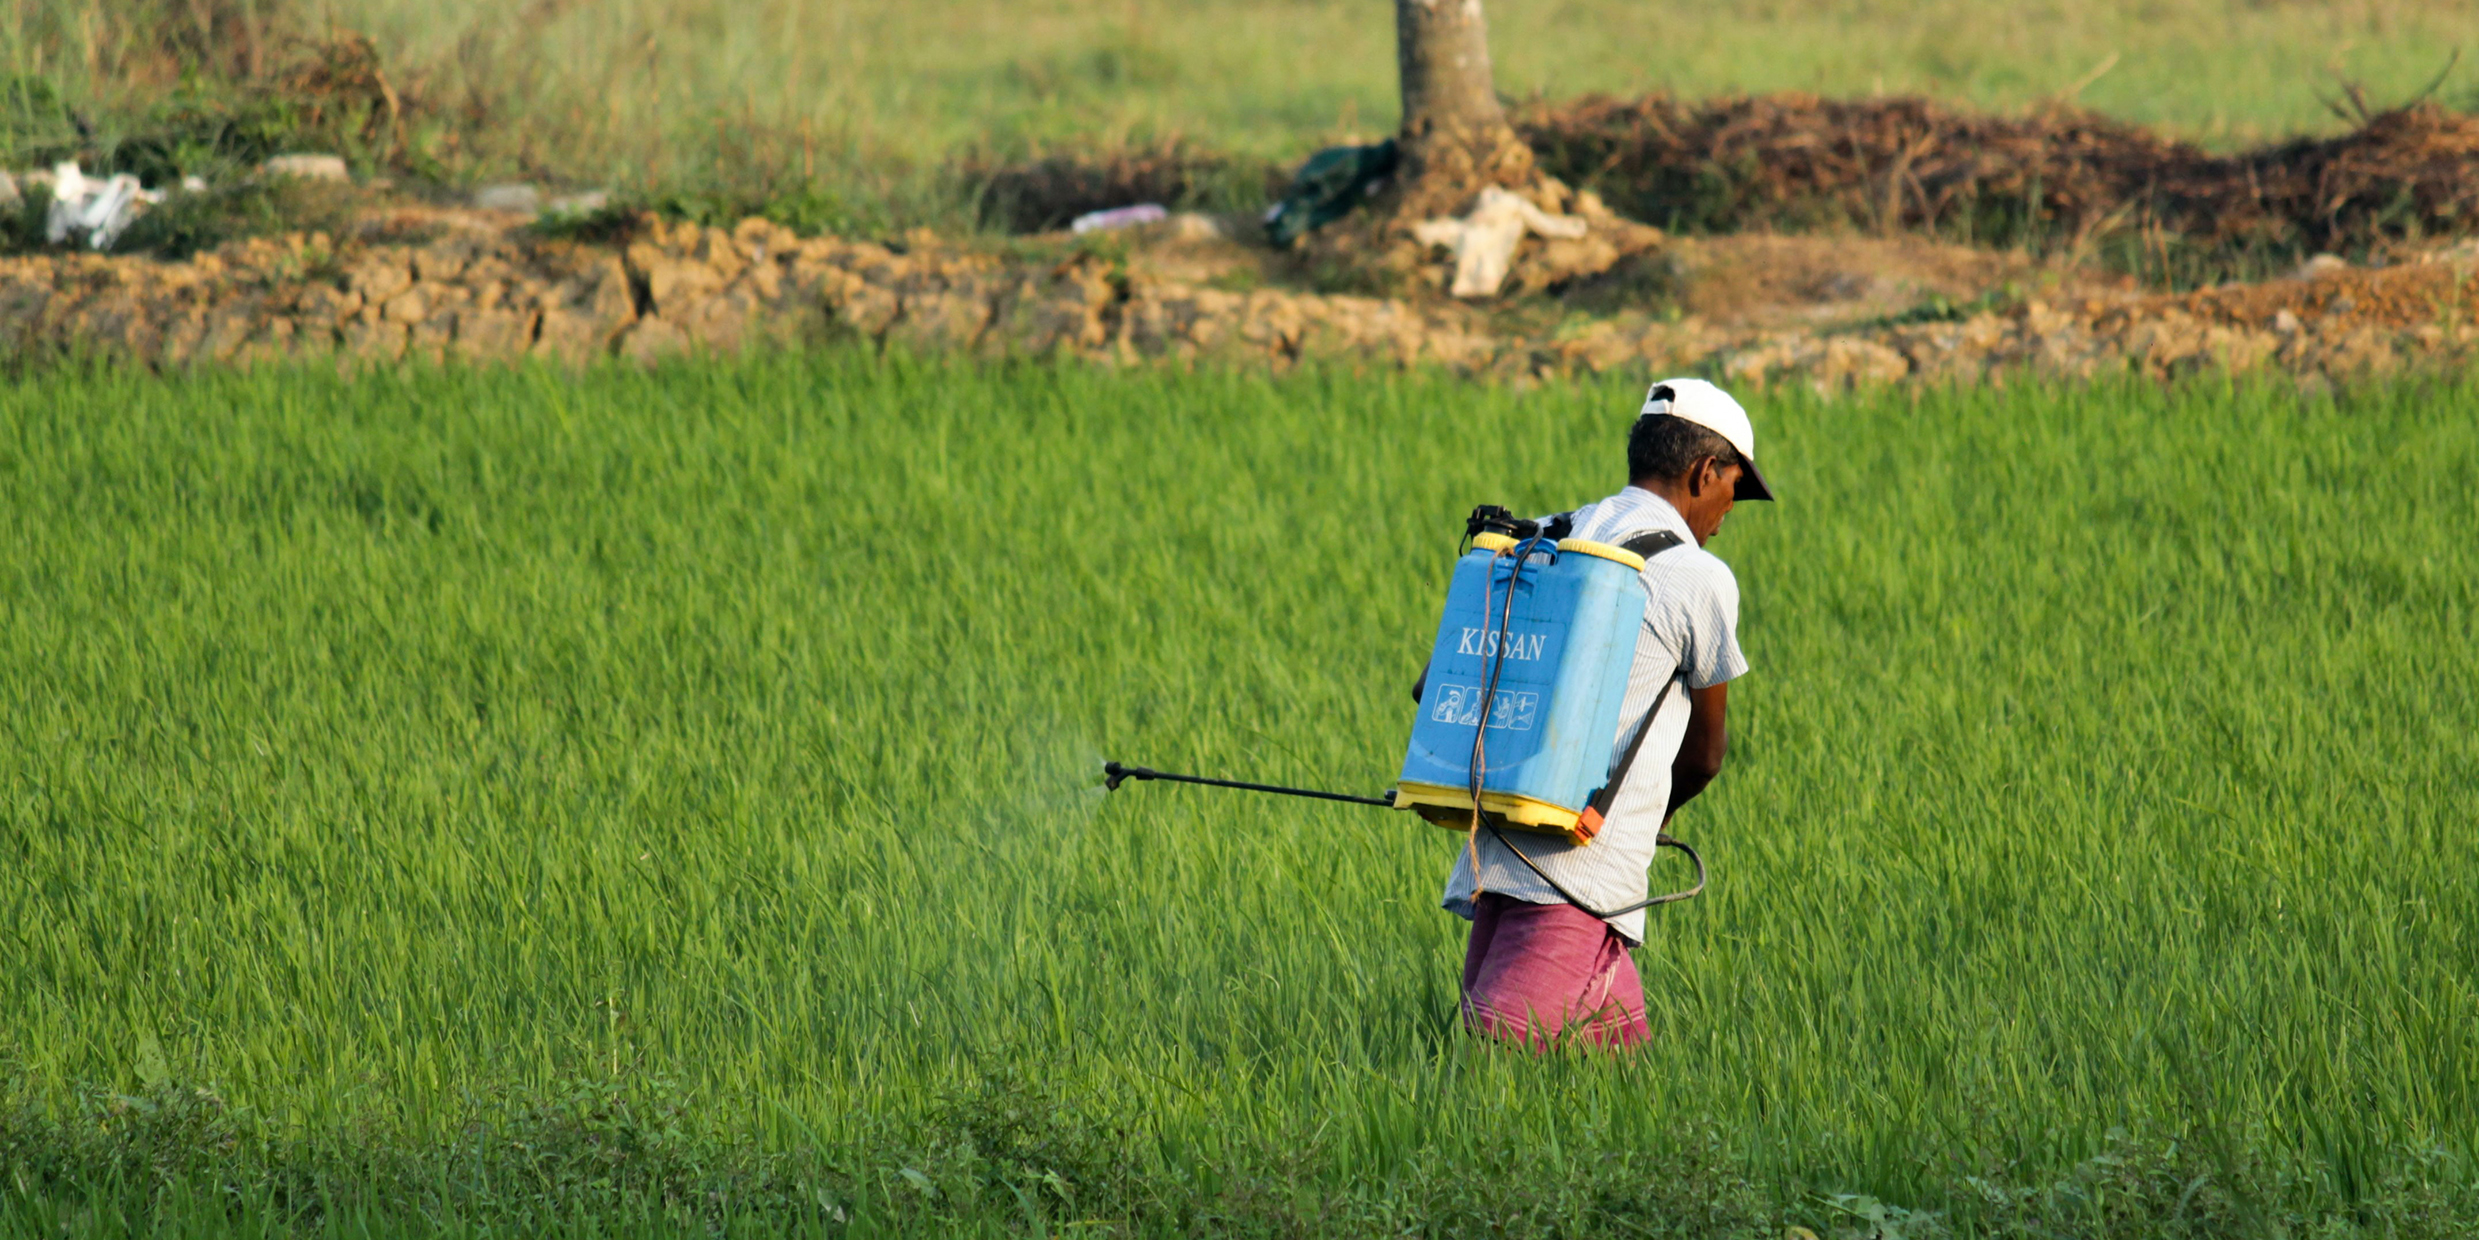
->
xmin=2 ymin=354 xmax=2474 ymax=1235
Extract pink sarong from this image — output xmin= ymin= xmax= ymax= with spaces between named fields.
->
xmin=1460 ymin=892 xmax=1650 ymax=1050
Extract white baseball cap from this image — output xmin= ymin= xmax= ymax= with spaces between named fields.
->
xmin=1638 ymin=377 xmax=1774 ymax=501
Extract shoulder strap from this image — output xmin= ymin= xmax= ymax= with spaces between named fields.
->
xmin=1577 ymin=679 xmax=1675 ymax=834
xmin=1618 ymin=529 xmax=1683 ymax=559
xmin=1575 ymin=527 xmax=1688 ymax=834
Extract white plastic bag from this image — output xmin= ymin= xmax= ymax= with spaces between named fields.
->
xmin=45 ymin=163 xmax=167 ymax=250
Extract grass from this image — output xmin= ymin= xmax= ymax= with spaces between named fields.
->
xmin=6 ymin=1 xmax=2479 ymax=227
xmin=7 ymin=1 xmax=2478 ymax=277
xmin=3 ymin=354 xmax=2477 ymax=1235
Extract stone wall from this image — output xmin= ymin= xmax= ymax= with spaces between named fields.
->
xmin=2 ymin=216 xmax=2472 ymax=388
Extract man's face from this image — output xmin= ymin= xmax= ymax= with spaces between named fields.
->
xmin=1683 ymin=457 xmax=1742 ymax=546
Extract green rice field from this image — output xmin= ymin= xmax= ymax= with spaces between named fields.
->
xmin=3 ymin=355 xmax=2476 ymax=1236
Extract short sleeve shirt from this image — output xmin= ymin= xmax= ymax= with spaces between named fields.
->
xmin=1439 ymin=486 xmax=1747 ymax=943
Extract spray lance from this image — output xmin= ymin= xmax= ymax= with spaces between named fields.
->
xmin=1103 ymin=505 xmax=1706 ymax=917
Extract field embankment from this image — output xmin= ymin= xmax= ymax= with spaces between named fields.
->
xmin=14 ymin=6 xmax=2479 ymax=384
xmin=6 ymin=210 xmax=2478 ymax=388
xmin=5 ymin=356 xmax=2476 ymax=1234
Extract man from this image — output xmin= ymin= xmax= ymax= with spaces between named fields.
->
xmin=1443 ymin=377 xmax=1772 ymax=1049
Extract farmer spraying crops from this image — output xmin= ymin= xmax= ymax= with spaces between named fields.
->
xmin=1438 ymin=378 xmax=1771 ymax=1049
xmin=1105 ymin=376 xmax=1771 ymax=1050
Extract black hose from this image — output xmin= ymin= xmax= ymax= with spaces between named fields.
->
xmin=1102 ymin=762 xmax=1396 ymax=807
xmin=1464 ymin=539 xmax=1705 ymax=918
xmin=1482 ymin=821 xmax=1707 ymax=916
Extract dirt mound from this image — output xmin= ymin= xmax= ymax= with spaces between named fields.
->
xmin=959 ymin=95 xmax=2479 ymax=293
xmin=2120 ymin=253 xmax=2479 ymax=332
xmin=1519 ymin=94 xmax=2479 ymax=267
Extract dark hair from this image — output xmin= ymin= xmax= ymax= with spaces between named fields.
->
xmin=1627 ymin=411 xmax=1740 ymax=483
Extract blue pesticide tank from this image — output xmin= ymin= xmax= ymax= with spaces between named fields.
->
xmin=1395 ymin=534 xmax=1649 ymax=845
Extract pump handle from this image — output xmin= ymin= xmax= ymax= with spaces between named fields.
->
xmin=1465 ymin=504 xmax=1542 ymax=542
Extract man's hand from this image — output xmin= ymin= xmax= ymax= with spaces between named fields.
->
xmin=1668 ymin=683 xmax=1727 ymax=814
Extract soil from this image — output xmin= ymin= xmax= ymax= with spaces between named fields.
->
xmin=22 ymin=81 xmax=2478 ymax=386
xmin=966 ymin=93 xmax=2479 ymax=282
xmin=5 ymin=180 xmax=2475 ymax=390
xmin=1113 ymin=205 xmax=2476 ymax=344
xmin=2124 ymin=249 xmax=2479 ymax=331
xmin=1647 ymin=232 xmax=2061 ymax=329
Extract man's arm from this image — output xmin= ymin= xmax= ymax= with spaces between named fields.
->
xmin=1667 ymin=683 xmax=1727 ymax=815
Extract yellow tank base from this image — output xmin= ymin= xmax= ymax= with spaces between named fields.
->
xmin=1392 ymin=781 xmax=1600 ymax=847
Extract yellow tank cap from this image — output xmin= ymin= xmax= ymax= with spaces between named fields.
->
xmin=1470 ymin=532 xmax=1519 ymax=552
xmin=1556 ymin=538 xmax=1647 ymax=570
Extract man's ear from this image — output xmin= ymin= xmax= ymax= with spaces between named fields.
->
xmin=1687 ymin=455 xmax=1720 ymax=497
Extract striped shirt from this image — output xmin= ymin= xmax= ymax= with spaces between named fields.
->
xmin=1440 ymin=486 xmax=1748 ymax=943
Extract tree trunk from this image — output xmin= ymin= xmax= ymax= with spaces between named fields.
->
xmin=1305 ymin=0 xmax=1656 ymax=298
xmin=1392 ymin=0 xmax=1533 ymax=218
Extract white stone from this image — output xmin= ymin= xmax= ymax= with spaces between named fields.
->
xmin=2292 ymin=254 xmax=2348 ymax=281
xmin=473 ymin=183 xmax=543 ymax=214
xmin=2424 ymin=238 xmax=2479 ymax=269
xmin=1166 ymin=212 xmax=1226 ymax=242
xmin=543 ymin=190 xmax=612 ymax=217
xmin=260 ymin=154 xmax=351 ymax=182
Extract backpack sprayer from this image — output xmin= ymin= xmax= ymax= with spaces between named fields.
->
xmin=1104 ymin=505 xmax=1705 ymax=917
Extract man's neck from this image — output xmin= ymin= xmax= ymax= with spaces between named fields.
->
xmin=1628 ymin=479 xmax=1691 ymax=517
